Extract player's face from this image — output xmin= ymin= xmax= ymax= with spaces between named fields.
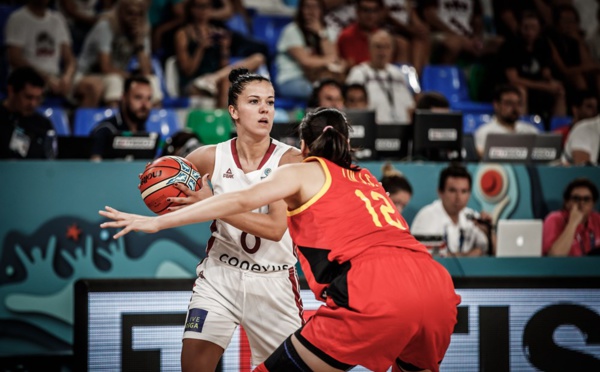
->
xmin=439 ymin=176 xmax=471 ymax=217
xmin=123 ymin=82 xmax=152 ymax=123
xmin=10 ymin=83 xmax=44 ymax=116
xmin=566 ymin=186 xmax=595 ymax=217
xmin=318 ymin=84 xmax=344 ymax=109
xmin=229 ymin=80 xmax=275 ymax=137
xmin=390 ymin=190 xmax=411 ymax=214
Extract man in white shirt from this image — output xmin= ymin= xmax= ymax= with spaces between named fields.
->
xmin=346 ymin=29 xmax=415 ymax=123
xmin=474 ymin=84 xmax=540 ymax=158
xmin=563 ymin=115 xmax=600 ymax=165
xmin=411 ymin=164 xmax=492 ymax=256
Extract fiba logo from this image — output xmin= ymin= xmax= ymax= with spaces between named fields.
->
xmin=261 ymin=168 xmax=272 ymax=180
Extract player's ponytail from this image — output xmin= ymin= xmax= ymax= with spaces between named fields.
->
xmin=299 ymin=108 xmax=358 ymax=171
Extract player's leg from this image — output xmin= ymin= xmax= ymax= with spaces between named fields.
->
xmin=253 ymin=333 xmax=348 ymax=372
xmin=242 ymin=269 xmax=305 ymax=365
xmin=181 ymin=339 xmax=224 ymax=372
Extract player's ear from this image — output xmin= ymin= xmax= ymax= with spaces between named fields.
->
xmin=300 ymin=140 xmax=309 ymax=157
xmin=228 ymin=105 xmax=239 ymax=121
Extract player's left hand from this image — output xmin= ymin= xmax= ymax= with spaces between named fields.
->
xmin=168 ymin=173 xmax=212 ymax=211
xmin=99 ymin=206 xmax=159 ymax=239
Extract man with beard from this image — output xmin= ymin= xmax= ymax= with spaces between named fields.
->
xmin=474 ymin=84 xmax=540 ymax=158
xmin=90 ymin=75 xmax=153 ymax=160
xmin=0 ymin=67 xmax=54 ymax=159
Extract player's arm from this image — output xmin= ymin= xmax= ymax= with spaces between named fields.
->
xmin=100 ymin=163 xmax=305 ymax=239
xmin=176 ymin=145 xmax=289 ymax=241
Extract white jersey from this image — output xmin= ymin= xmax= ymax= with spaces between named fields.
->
xmin=207 ymin=138 xmax=296 ymax=272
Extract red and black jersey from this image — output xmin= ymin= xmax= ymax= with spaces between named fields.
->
xmin=287 ymin=157 xmax=429 ymax=300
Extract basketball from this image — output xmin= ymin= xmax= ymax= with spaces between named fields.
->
xmin=138 ymin=156 xmax=202 ymax=215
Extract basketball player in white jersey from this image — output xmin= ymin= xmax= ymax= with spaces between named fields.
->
xmin=167 ymin=68 xmax=304 ymax=372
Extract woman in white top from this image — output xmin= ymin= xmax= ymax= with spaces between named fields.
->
xmin=275 ymin=0 xmax=346 ymax=100
xmin=161 ymin=68 xmax=304 ymax=371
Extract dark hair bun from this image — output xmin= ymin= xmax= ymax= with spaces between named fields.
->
xmin=229 ymin=68 xmax=250 ymax=83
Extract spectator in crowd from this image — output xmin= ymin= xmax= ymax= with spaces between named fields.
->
xmin=57 ymin=0 xmax=110 ymax=54
xmin=380 ymin=162 xmax=412 ymax=215
xmin=492 ymin=0 xmax=552 ymax=40
xmin=415 ymin=90 xmax=450 ymax=111
xmin=148 ymin=0 xmax=185 ymax=58
xmin=547 ymin=4 xmax=600 ymax=100
xmin=174 ymin=0 xmax=265 ymax=107
xmin=275 ymin=0 xmax=346 ymax=100
xmin=307 ymin=78 xmax=345 ymax=109
xmin=323 ymin=0 xmax=355 ymax=41
xmin=411 ymin=164 xmax=492 ymax=257
xmin=343 ymin=82 xmax=369 ymax=109
xmin=418 ymin=0 xmax=486 ymax=64
xmin=543 ymin=178 xmax=600 ymax=256
xmin=562 ymin=114 xmax=600 ymax=165
xmin=89 ymin=75 xmax=153 ymax=160
xmin=346 ymin=29 xmax=415 ymax=123
xmin=5 ymin=0 xmax=100 ymax=107
xmin=0 ymin=67 xmax=54 ymax=159
xmin=587 ymin=6 xmax=600 ymax=61
xmin=474 ymin=84 xmax=540 ymax=158
xmin=554 ymin=90 xmax=598 ymax=146
xmin=77 ymin=0 xmax=163 ymax=107
xmin=337 ymin=0 xmax=386 ymax=68
xmin=384 ymin=0 xmax=431 ymax=74
xmin=497 ymin=10 xmax=567 ymax=124
xmin=210 ymin=0 xmax=270 ymax=64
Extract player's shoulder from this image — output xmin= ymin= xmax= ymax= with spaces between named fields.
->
xmin=185 ymin=144 xmax=217 ymax=175
xmin=279 ymin=146 xmax=303 ymax=165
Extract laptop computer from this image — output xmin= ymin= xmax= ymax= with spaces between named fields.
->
xmin=495 ymin=219 xmax=543 ymax=257
xmin=530 ymin=133 xmax=563 ymax=164
xmin=482 ymin=133 xmax=536 ymax=163
xmin=462 ymin=133 xmax=479 ymax=162
xmin=375 ymin=123 xmax=413 ymax=161
xmin=344 ymin=109 xmax=377 ymax=160
xmin=105 ymin=132 xmax=160 ymax=160
xmin=270 ymin=122 xmax=300 ymax=148
xmin=412 ymin=110 xmax=463 ymax=161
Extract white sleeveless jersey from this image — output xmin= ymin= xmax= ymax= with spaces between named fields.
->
xmin=206 ymin=138 xmax=297 ymax=272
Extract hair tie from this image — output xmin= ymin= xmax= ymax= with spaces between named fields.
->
xmin=323 ymin=126 xmax=333 ymax=133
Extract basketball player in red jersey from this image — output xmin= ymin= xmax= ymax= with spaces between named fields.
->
xmin=100 ymin=107 xmax=461 ymax=372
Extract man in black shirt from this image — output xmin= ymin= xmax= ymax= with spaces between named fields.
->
xmin=90 ymin=75 xmax=153 ymax=160
xmin=0 ymin=67 xmax=54 ymax=159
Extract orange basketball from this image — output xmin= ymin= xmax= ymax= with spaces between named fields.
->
xmin=138 ymin=156 xmax=201 ymax=215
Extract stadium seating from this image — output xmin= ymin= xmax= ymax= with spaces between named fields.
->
xmin=39 ymin=107 xmax=70 ymax=136
xmin=421 ymin=65 xmax=493 ymax=113
xmin=226 ymin=13 xmax=251 ymax=35
xmin=146 ymin=109 xmax=181 ymax=140
xmin=186 ymin=109 xmax=233 ymax=144
xmin=73 ymin=108 xmax=117 ymax=136
xmin=463 ymin=112 xmax=492 ymax=134
xmin=251 ymin=14 xmax=292 ymax=58
xmin=274 ymin=107 xmax=290 ymax=123
xmin=550 ymin=116 xmax=572 ymax=131
xmin=127 ymin=57 xmax=189 ymax=108
xmin=519 ymin=114 xmax=546 ymax=132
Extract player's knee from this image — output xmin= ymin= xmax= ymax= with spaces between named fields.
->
xmin=259 ymin=335 xmax=311 ymax=372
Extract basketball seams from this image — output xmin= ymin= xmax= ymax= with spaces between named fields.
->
xmin=138 ymin=156 xmax=201 ymax=215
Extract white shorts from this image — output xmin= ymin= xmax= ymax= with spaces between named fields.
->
xmin=183 ymin=256 xmax=304 ymax=365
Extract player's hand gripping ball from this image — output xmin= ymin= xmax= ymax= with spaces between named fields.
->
xmin=138 ymin=156 xmax=201 ymax=214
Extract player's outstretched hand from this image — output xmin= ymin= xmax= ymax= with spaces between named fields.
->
xmin=99 ymin=206 xmax=159 ymax=239
xmin=168 ymin=173 xmax=212 ymax=211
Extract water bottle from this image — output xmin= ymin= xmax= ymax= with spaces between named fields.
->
xmin=44 ymin=130 xmax=58 ymax=159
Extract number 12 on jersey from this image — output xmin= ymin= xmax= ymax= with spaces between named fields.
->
xmin=355 ymin=189 xmax=408 ymax=230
